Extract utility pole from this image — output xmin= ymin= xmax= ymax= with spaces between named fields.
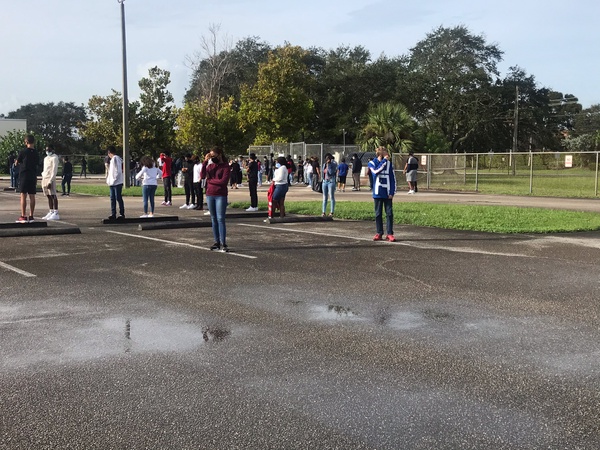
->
xmin=118 ymin=0 xmax=130 ymax=187
xmin=511 ymin=85 xmax=519 ymax=176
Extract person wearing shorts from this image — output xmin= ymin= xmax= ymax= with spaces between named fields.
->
xmin=272 ymin=156 xmax=289 ymax=218
xmin=41 ymin=144 xmax=60 ymax=220
xmin=15 ymin=134 xmax=39 ymax=223
xmin=337 ymin=157 xmax=349 ymax=192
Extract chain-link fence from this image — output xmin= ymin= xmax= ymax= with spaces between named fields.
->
xmin=392 ymin=151 xmax=600 ymax=197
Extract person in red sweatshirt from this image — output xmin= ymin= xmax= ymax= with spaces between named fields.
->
xmin=200 ymin=147 xmax=231 ymax=252
xmin=159 ymin=151 xmax=173 ymax=205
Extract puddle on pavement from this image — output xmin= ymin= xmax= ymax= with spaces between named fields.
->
xmin=0 ymin=309 xmax=232 ymax=370
xmin=310 ymin=304 xmax=364 ymax=322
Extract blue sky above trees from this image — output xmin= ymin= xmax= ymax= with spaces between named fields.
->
xmin=1 ymin=0 xmax=598 ymax=115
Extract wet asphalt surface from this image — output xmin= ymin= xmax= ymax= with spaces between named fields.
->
xmin=1 ymin=188 xmax=600 ymax=449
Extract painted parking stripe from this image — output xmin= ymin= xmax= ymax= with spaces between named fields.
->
xmin=239 ymin=224 xmax=532 ymax=258
xmin=105 ymin=230 xmax=257 ymax=259
xmin=0 ymin=261 xmax=36 ymax=277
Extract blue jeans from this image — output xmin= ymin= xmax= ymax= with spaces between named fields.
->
xmin=109 ymin=184 xmax=125 ymax=217
xmin=322 ymin=179 xmax=336 ymax=214
xmin=207 ymin=195 xmax=227 ymax=245
xmin=142 ymin=185 xmax=157 ymax=214
xmin=10 ymin=166 xmax=17 ymax=188
xmin=374 ymin=198 xmax=394 ymax=235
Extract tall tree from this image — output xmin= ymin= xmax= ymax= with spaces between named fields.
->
xmin=7 ymin=102 xmax=86 ymax=152
xmin=405 ymin=25 xmax=503 ymax=152
xmin=239 ymin=44 xmax=314 ymax=144
xmin=135 ymin=66 xmax=177 ymax=157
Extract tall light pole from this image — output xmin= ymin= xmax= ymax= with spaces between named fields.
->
xmin=118 ymin=0 xmax=130 ymax=187
xmin=342 ymin=128 xmax=347 ymax=155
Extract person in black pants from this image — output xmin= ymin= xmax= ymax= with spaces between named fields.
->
xmin=80 ymin=156 xmax=87 ymax=178
xmin=61 ymin=156 xmax=73 ymax=196
xmin=180 ymin=153 xmax=195 ymax=209
xmin=245 ymin=153 xmax=259 ymax=211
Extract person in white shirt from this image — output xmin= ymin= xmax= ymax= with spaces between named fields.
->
xmin=41 ymin=145 xmax=60 ymax=220
xmin=106 ymin=146 xmax=125 ymax=220
xmin=272 ymin=156 xmax=289 ymax=218
xmin=135 ymin=155 xmax=161 ymax=217
xmin=192 ymin=156 xmax=204 ymax=210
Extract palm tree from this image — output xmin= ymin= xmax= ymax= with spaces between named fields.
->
xmin=359 ymin=102 xmax=415 ymax=152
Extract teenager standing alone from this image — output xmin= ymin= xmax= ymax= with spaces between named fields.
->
xmin=136 ymin=156 xmax=160 ymax=218
xmin=106 ymin=146 xmax=125 ymax=220
xmin=368 ymin=147 xmax=396 ymax=242
xmin=201 ymin=148 xmax=231 ymax=252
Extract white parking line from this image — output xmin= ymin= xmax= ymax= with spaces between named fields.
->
xmin=0 ymin=261 xmax=36 ymax=277
xmin=105 ymin=230 xmax=257 ymax=259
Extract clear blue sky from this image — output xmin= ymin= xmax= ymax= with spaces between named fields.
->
xmin=1 ymin=0 xmax=598 ymax=116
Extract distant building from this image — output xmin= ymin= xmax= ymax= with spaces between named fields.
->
xmin=0 ymin=118 xmax=28 ymax=139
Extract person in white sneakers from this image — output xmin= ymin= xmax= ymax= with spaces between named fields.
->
xmin=41 ymin=144 xmax=60 ymax=220
xmin=403 ymin=151 xmax=419 ymax=194
xmin=135 ymin=155 xmax=161 ymax=218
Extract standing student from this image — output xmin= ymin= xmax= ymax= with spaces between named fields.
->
xmin=351 ymin=153 xmax=362 ymax=191
xmin=80 ymin=156 xmax=87 ymax=178
xmin=296 ymin=156 xmax=304 ymax=184
xmin=41 ymin=144 xmax=60 ymax=221
xmin=403 ymin=151 xmax=419 ymax=194
xmin=336 ymin=157 xmax=349 ymax=192
xmin=15 ymin=134 xmax=39 ymax=223
xmin=246 ymin=152 xmax=259 ymax=211
xmin=61 ymin=156 xmax=73 ymax=196
xmin=159 ymin=151 xmax=172 ymax=205
xmin=8 ymin=152 xmax=17 ymax=188
xmin=192 ymin=156 xmax=204 ymax=210
xmin=368 ymin=147 xmax=396 ymax=242
xmin=321 ymin=153 xmax=337 ymax=217
xmin=106 ymin=146 xmax=125 ymax=220
xmin=201 ymin=147 xmax=231 ymax=252
xmin=135 ymin=155 xmax=160 ymax=218
xmin=180 ymin=153 xmax=195 ymax=209
xmin=272 ymin=156 xmax=289 ymax=218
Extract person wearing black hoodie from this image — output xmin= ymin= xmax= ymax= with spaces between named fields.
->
xmin=351 ymin=153 xmax=362 ymax=191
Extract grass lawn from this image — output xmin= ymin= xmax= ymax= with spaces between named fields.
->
xmin=67 ymin=185 xmax=600 ymax=234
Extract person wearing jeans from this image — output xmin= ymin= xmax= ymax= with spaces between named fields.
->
xmin=136 ymin=155 xmax=160 ymax=217
xmin=368 ymin=147 xmax=396 ymax=242
xmin=106 ymin=146 xmax=125 ymax=220
xmin=201 ymin=147 xmax=231 ymax=252
xmin=321 ymin=153 xmax=337 ymax=217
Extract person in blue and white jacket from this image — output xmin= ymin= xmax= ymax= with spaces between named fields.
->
xmin=368 ymin=147 xmax=396 ymax=242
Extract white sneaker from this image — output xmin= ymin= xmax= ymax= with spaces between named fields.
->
xmin=166 ymin=201 xmax=172 ymax=206
xmin=42 ymin=211 xmax=53 ymax=220
xmin=140 ymin=214 xmax=149 ymax=218
xmin=47 ymin=212 xmax=60 ymax=220
xmin=246 ymin=206 xmax=258 ymax=212
xmin=179 ymin=204 xmax=188 ymax=209
xmin=148 ymin=213 xmax=154 ymax=218
xmin=161 ymin=201 xmax=167 ymax=206
xmin=203 ymin=211 xmax=211 ymax=216
xmin=408 ymin=190 xmax=415 ymax=194
xmin=186 ymin=204 xmax=195 ymax=209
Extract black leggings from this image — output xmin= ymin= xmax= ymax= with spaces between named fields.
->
xmin=163 ymin=177 xmax=172 ymax=202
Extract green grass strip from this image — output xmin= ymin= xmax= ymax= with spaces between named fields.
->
xmin=68 ymin=186 xmax=600 ymax=233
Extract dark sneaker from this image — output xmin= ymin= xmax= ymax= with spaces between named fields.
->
xmin=373 ymin=233 xmax=382 ymax=241
xmin=210 ymin=242 xmax=221 ymax=251
xmin=16 ymin=216 xmax=28 ymax=223
xmin=28 ymin=216 xmax=35 ymax=223
xmin=108 ymin=215 xmax=116 ymax=220
xmin=221 ymin=245 xmax=229 ymax=253
xmin=117 ymin=215 xmax=125 ymax=220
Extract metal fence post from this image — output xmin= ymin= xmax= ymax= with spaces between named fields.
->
xmin=427 ymin=155 xmax=431 ymax=190
xmin=594 ymin=152 xmax=598 ymax=197
xmin=475 ymin=153 xmax=479 ymax=192
xmin=529 ymin=152 xmax=533 ymax=194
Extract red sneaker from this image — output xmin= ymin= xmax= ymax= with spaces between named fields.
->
xmin=386 ymin=234 xmax=396 ymax=242
xmin=16 ymin=215 xmax=28 ymax=223
xmin=373 ymin=233 xmax=382 ymax=241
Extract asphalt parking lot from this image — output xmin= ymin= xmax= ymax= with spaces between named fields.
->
xmin=1 ymin=187 xmax=600 ymax=449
